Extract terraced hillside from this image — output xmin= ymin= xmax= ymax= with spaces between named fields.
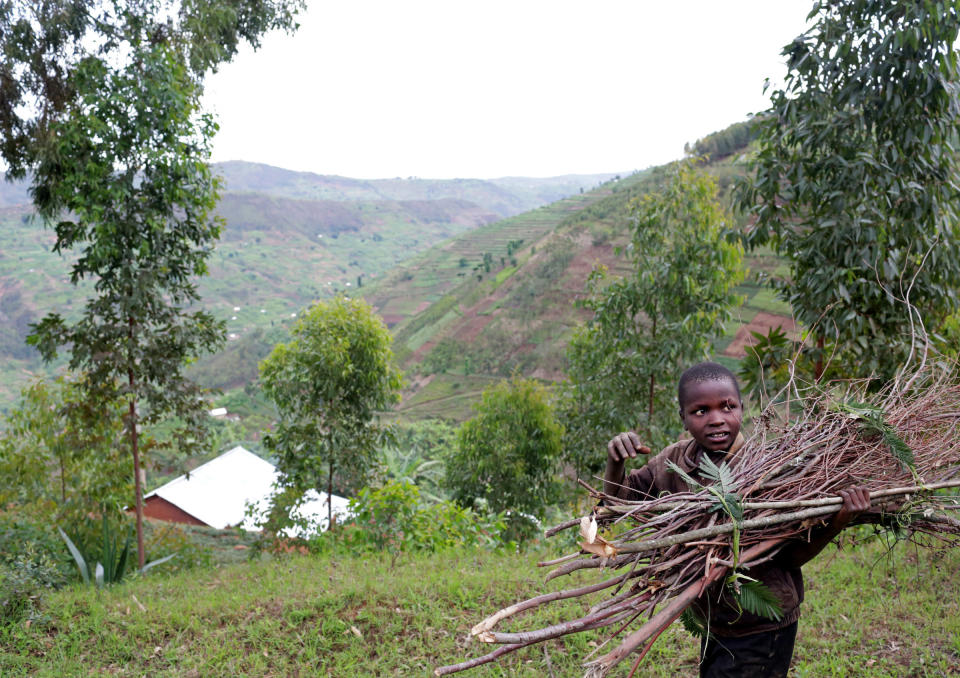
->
xmin=361 ymin=157 xmax=794 ymax=422
xmin=0 ymin=167 xmax=612 ymax=413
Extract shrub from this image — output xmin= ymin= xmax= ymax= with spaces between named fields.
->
xmin=0 ymin=512 xmax=72 ymax=580
xmin=0 ymin=544 xmax=63 ymax=625
xmin=342 ymin=480 xmax=508 ymax=556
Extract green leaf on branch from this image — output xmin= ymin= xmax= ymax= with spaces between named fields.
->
xmin=727 ymin=576 xmax=784 ymax=622
xmin=835 ymin=401 xmax=915 ymax=470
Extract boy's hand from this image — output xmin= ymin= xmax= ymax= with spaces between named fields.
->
xmin=830 ymin=486 xmax=871 ymax=531
xmin=607 ymin=432 xmax=650 ymax=462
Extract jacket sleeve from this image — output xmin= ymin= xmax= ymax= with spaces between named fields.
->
xmin=618 ymin=464 xmax=659 ymax=501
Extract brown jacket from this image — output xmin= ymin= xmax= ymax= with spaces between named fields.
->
xmin=616 ymin=435 xmax=803 ymax=638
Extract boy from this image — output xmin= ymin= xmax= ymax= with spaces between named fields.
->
xmin=604 ymin=362 xmax=869 ymax=678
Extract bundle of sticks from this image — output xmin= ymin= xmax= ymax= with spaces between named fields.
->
xmin=435 ymin=371 xmax=960 ymax=677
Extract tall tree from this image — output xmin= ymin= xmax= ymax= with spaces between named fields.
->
xmin=446 ymin=376 xmax=563 ymax=540
xmin=735 ymin=0 xmax=960 ymax=382
xmin=1 ymin=0 xmax=303 ymax=567
xmin=259 ymin=296 xmax=402 ymax=528
xmin=558 ymin=160 xmax=743 ymax=476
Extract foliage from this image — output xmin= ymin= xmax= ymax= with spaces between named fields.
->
xmin=142 ymin=521 xmax=213 ymax=573
xmin=559 ymin=159 xmax=743 ymax=475
xmin=57 ymin=513 xmax=176 ymax=587
xmin=730 ymin=577 xmax=784 ymax=622
xmin=0 ymin=544 xmax=63 ymax=625
xmin=0 ymin=376 xmax=129 ymax=524
xmin=376 ymin=419 xmax=457 ymax=502
xmin=446 ymin=376 xmax=563 ymax=540
xmin=260 ymin=296 xmax=403 ymax=525
xmin=735 ymin=0 xmax=960 ymax=381
xmin=422 ymin=338 xmax=467 ymax=375
xmin=378 ymin=447 xmax=445 ymax=503
xmin=832 ymin=401 xmax=914 ymax=470
xmin=738 ymin=326 xmax=805 ymax=404
xmin=685 ymin=119 xmax=758 ymax=161
xmin=668 ymin=456 xmax=783 ymax=622
xmin=2 ymin=0 xmax=303 ymax=568
xmin=339 ymin=480 xmax=508 ymax=557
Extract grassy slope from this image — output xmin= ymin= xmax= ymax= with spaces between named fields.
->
xmin=1 ymin=538 xmax=957 ymax=677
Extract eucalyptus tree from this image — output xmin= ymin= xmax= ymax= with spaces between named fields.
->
xmin=735 ymin=0 xmax=960 ymax=382
xmin=559 ymin=160 xmax=743 ymax=476
xmin=259 ymin=297 xmax=403 ymax=529
xmin=1 ymin=0 xmax=303 ymax=567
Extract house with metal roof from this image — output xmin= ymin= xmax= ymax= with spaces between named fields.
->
xmin=143 ymin=445 xmax=349 ymax=534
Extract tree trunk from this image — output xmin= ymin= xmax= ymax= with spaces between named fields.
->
xmin=128 ymin=313 xmax=145 ymax=570
xmin=58 ymin=449 xmax=66 ymax=504
xmin=648 ymin=375 xmax=655 ymax=421
xmin=129 ymin=390 xmax=145 ymax=569
xmin=327 ymin=458 xmax=334 ymax=531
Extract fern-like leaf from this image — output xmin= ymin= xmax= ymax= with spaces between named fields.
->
xmin=698 ymin=456 xmax=740 ymax=493
xmin=666 ymin=461 xmax=702 ymax=491
xmin=733 ymin=579 xmax=783 ymax=622
xmin=679 ymin=608 xmax=707 ymax=639
xmin=836 ymin=401 xmax=915 ymax=470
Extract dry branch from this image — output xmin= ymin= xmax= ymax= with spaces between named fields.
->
xmin=435 ymin=371 xmax=960 ymax=677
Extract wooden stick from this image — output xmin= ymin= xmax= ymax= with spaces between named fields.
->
xmin=476 ymin=593 xmax=652 ymax=645
xmin=470 ymin=571 xmax=636 ymax=635
xmin=584 ymin=539 xmax=785 ymax=676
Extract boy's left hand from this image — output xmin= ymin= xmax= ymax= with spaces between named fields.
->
xmin=830 ymin=486 xmax=871 ymax=531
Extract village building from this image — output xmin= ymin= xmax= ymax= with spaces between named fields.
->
xmin=143 ymin=445 xmax=349 ymax=534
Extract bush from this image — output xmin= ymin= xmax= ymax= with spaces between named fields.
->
xmin=0 ymin=544 xmax=64 ymax=624
xmin=340 ymin=480 xmax=509 ymax=556
xmin=143 ymin=521 xmax=212 ymax=573
xmin=0 ymin=512 xmax=72 ymax=580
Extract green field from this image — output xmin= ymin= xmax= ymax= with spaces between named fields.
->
xmin=1 ymin=537 xmax=957 ymax=677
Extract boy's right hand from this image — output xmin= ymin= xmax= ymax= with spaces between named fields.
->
xmin=607 ymin=432 xmax=650 ymax=462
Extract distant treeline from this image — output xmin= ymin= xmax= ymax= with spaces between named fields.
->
xmin=686 ymin=119 xmax=759 ymax=161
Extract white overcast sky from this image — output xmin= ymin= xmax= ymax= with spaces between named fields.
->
xmin=204 ymin=0 xmax=815 ymax=179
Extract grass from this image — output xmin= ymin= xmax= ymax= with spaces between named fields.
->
xmin=2 ymin=536 xmax=957 ymax=677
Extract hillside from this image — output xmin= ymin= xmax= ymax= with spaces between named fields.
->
xmin=214 ymin=161 xmax=618 ymax=218
xmin=0 ymin=166 xmax=611 ymax=413
xmin=360 ymin=153 xmax=791 ymax=421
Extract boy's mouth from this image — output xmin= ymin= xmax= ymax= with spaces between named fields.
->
xmin=706 ymin=431 xmax=730 ymax=442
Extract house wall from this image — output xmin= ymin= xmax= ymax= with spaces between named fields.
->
xmin=143 ymin=495 xmax=208 ymax=527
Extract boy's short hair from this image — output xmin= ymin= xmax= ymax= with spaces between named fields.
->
xmin=678 ymin=361 xmax=742 ymax=408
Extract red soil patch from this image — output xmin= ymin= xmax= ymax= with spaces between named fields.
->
xmin=452 ymin=314 xmax=493 ymax=343
xmin=722 ymin=311 xmax=796 ymax=358
xmin=410 ymin=340 xmax=436 ymax=363
xmin=413 ymin=301 xmax=431 ymax=314
xmin=562 ymin=243 xmax=618 ymax=292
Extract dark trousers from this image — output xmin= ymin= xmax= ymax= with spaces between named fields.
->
xmin=699 ymin=621 xmax=798 ymax=678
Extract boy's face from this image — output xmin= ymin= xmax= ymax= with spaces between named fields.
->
xmin=680 ymin=378 xmax=743 ymax=452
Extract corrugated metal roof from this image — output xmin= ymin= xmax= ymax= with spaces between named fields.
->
xmin=144 ymin=446 xmax=349 ymax=532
